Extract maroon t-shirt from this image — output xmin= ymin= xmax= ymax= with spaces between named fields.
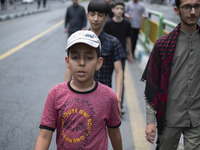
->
xmin=40 ymin=81 xmax=121 ymax=150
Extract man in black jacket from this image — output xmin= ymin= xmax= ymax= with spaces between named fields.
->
xmin=64 ymin=0 xmax=87 ymax=37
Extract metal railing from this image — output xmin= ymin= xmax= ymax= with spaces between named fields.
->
xmin=139 ymin=9 xmax=177 ymax=52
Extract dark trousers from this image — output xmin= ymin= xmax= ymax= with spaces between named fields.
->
xmin=43 ymin=0 xmax=47 ymax=8
xmin=37 ymin=0 xmax=47 ymax=8
xmin=121 ymin=58 xmax=126 ymax=109
xmin=156 ymin=126 xmax=200 ymax=150
xmin=1 ymin=0 xmax=6 ymax=9
xmin=130 ymin=28 xmax=140 ymax=58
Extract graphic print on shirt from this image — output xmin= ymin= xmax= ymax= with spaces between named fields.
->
xmin=59 ymin=97 xmax=94 ymax=149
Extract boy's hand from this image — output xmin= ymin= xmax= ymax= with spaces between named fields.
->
xmin=127 ymin=55 xmax=133 ymax=64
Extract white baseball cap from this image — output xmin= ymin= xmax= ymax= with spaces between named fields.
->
xmin=66 ymin=30 xmax=101 ymax=52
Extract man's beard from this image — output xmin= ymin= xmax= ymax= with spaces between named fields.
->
xmin=179 ymin=12 xmax=198 ymax=27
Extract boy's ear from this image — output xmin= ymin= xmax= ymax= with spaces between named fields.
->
xmin=96 ymin=57 xmax=103 ymax=71
xmin=105 ymin=14 xmax=109 ymax=21
xmin=65 ymin=56 xmax=70 ymax=69
xmin=112 ymin=7 xmax=115 ymax=13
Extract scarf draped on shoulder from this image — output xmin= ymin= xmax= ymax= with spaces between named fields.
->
xmin=141 ymin=23 xmax=181 ymax=134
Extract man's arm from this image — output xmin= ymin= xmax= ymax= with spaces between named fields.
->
xmin=34 ymin=129 xmax=53 ymax=150
xmin=142 ymin=5 xmax=148 ymax=19
xmin=124 ymin=3 xmax=131 ymax=19
xmin=82 ymin=7 xmax=87 ymax=30
xmin=64 ymin=8 xmax=69 ymax=33
xmin=108 ymin=127 xmax=123 ymax=150
xmin=145 ymin=102 xmax=156 ymax=144
xmin=114 ymin=60 xmax=123 ymax=111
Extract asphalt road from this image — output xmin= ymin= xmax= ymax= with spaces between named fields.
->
xmin=0 ymin=1 xmax=142 ymax=149
xmin=0 ymin=1 xmax=186 ymax=149
xmin=0 ymin=1 xmax=70 ymax=149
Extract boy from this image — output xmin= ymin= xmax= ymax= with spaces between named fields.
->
xmin=104 ymin=1 xmax=133 ymax=112
xmin=34 ymin=30 xmax=122 ymax=150
xmin=65 ymin=0 xmax=126 ymax=113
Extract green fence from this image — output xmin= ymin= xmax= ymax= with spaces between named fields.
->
xmin=139 ymin=9 xmax=177 ymax=53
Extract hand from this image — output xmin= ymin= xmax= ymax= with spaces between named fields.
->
xmin=142 ymin=15 xmax=148 ymax=19
xmin=145 ymin=124 xmax=156 ymax=144
xmin=125 ymin=14 xmax=131 ymax=19
xmin=127 ymin=55 xmax=133 ymax=64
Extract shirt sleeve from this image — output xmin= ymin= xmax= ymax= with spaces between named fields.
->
xmin=82 ymin=7 xmax=87 ymax=28
xmin=125 ymin=3 xmax=129 ymax=15
xmin=64 ymin=7 xmax=70 ymax=28
xmin=142 ymin=4 xmax=148 ymax=17
xmin=40 ymin=88 xmax=58 ymax=130
xmin=113 ymin=37 xmax=126 ymax=62
xmin=103 ymin=20 xmax=111 ymax=34
xmin=146 ymin=101 xmax=156 ymax=124
xmin=106 ymin=92 xmax=121 ymax=128
xmin=127 ymin=21 xmax=132 ymax=37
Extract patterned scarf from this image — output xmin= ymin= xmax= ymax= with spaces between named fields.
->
xmin=141 ymin=23 xmax=180 ymax=134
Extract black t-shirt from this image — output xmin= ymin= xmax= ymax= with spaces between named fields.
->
xmin=104 ymin=18 xmax=131 ymax=53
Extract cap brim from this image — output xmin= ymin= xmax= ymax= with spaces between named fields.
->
xmin=66 ymin=38 xmax=99 ymax=51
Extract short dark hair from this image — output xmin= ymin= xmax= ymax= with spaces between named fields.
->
xmin=113 ymin=1 xmax=125 ymax=7
xmin=87 ymin=0 xmax=110 ymax=15
xmin=175 ymin=0 xmax=181 ymax=8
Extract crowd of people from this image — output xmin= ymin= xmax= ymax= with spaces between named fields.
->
xmin=34 ymin=0 xmax=200 ymax=149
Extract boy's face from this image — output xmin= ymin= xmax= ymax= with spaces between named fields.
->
xmin=65 ymin=43 xmax=103 ymax=83
xmin=112 ymin=5 xmax=124 ymax=18
xmin=87 ymin=11 xmax=108 ymax=31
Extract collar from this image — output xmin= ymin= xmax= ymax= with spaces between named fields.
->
xmin=180 ymin=28 xmax=199 ymax=38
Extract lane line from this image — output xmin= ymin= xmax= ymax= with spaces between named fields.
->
xmin=125 ymin=64 xmax=151 ymax=150
xmin=0 ymin=20 xmax=64 ymax=61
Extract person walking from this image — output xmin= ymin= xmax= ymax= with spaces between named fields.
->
xmin=65 ymin=0 xmax=126 ymax=114
xmin=64 ymin=0 xmax=87 ymax=37
xmin=43 ymin=0 xmax=47 ymax=8
xmin=34 ymin=30 xmax=122 ymax=150
xmin=142 ymin=0 xmax=200 ymax=149
xmin=37 ymin=0 xmax=47 ymax=9
xmin=125 ymin=0 xmax=147 ymax=58
xmin=1 ymin=0 xmax=6 ymax=10
xmin=104 ymin=0 xmax=133 ymax=113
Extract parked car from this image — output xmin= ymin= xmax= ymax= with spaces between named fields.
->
xmin=22 ymin=0 xmax=34 ymax=4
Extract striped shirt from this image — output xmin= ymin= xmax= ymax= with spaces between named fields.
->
xmin=94 ymin=31 xmax=126 ymax=87
xmin=125 ymin=1 xmax=147 ymax=28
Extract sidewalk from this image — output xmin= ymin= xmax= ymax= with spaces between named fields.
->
xmin=134 ymin=40 xmax=150 ymax=71
xmin=0 ymin=0 xmax=60 ymax=21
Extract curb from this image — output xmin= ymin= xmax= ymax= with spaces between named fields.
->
xmin=0 ymin=8 xmax=49 ymax=22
